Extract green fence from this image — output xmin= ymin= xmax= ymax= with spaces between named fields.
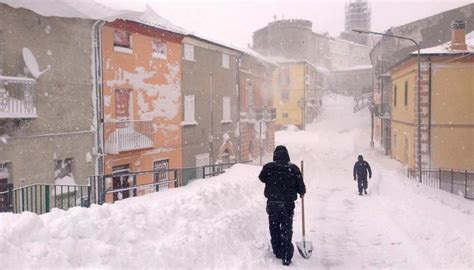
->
xmin=4 ymin=161 xmax=253 ymax=214
xmin=9 ymin=184 xmax=96 ymax=214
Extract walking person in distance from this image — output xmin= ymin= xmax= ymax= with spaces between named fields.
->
xmin=353 ymin=154 xmax=372 ymax=195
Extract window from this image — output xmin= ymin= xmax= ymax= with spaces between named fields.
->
xmin=152 ymin=39 xmax=167 ymax=59
xmin=115 ymin=89 xmax=132 ymax=121
xmin=54 ymin=158 xmax=73 ymax=183
xmin=281 ymin=90 xmax=289 ymax=101
xmin=184 ymin=44 xmax=194 ymax=61
xmin=0 ymin=162 xmax=12 ymax=184
xmin=222 ymin=97 xmax=231 ymax=123
xmin=247 ymin=80 xmax=254 ymax=108
xmin=222 ymin=53 xmax=230 ymax=69
xmin=278 ymin=67 xmax=289 ymax=86
xmin=404 ymin=81 xmax=408 ymax=106
xmin=282 ymin=112 xmax=289 ymax=118
xmin=393 ymin=85 xmax=397 ymax=107
xmin=113 ymin=29 xmax=133 ymax=54
xmin=183 ymin=95 xmax=196 ymax=124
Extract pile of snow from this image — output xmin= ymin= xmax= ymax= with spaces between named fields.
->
xmin=0 ymin=165 xmax=271 ymax=269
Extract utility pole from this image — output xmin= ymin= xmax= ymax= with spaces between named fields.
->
xmin=353 ymin=29 xmax=422 ymax=183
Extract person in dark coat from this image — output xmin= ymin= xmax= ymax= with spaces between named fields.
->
xmin=259 ymin=145 xmax=306 ymax=266
xmin=353 ymin=154 xmax=372 ymax=195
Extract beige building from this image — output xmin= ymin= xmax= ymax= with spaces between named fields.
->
xmin=390 ymin=22 xmax=474 ymax=171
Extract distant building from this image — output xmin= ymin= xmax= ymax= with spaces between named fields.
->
xmin=239 ymin=50 xmax=277 ymax=163
xmin=371 ymin=3 xmax=474 ymax=156
xmin=330 ymin=65 xmax=372 ymax=96
xmin=272 ymin=61 xmax=328 ymax=129
xmin=390 ymin=22 xmax=474 ymax=171
xmin=252 ymin=19 xmax=331 ymax=70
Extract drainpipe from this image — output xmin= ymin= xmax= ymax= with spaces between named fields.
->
xmin=209 ymin=72 xmax=214 ymax=165
xmin=303 ymin=64 xmax=306 ymax=130
xmin=428 ymin=57 xmax=432 ymax=170
xmin=92 ymin=20 xmax=106 ymax=176
xmin=236 ymin=52 xmax=243 ymax=162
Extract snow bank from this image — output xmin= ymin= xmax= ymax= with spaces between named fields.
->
xmin=0 ymin=165 xmax=274 ymax=269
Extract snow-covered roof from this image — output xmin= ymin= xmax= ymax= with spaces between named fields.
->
xmin=0 ymin=0 xmax=188 ymax=34
xmin=267 ymin=56 xmax=331 ymax=75
xmin=237 ymin=47 xmax=278 ymax=66
xmin=332 ymin=65 xmax=373 ymax=72
xmin=413 ymin=31 xmax=474 ymax=55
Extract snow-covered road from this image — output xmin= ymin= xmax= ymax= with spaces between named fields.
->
xmin=0 ymin=95 xmax=472 ymax=269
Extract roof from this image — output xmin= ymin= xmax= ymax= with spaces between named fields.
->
xmin=268 ymin=56 xmax=330 ymax=75
xmin=413 ymin=31 xmax=474 ymax=55
xmin=0 ymin=0 xmax=188 ymax=34
xmin=332 ymin=65 xmax=373 ymax=72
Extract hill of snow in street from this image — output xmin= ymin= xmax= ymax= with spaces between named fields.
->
xmin=0 ymin=94 xmax=472 ymax=269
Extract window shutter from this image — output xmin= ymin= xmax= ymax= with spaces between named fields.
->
xmin=223 ymin=97 xmax=231 ymax=121
xmin=185 ymin=95 xmax=195 ymax=122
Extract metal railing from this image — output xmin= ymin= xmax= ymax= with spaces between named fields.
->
xmin=4 ymin=161 xmax=253 ymax=214
xmin=3 ymin=183 xmax=96 ymax=214
xmin=103 ymin=120 xmax=154 ymax=154
xmin=407 ymin=168 xmax=474 ymax=199
xmin=0 ymin=76 xmax=37 ymax=119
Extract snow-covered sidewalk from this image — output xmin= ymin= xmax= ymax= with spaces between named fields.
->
xmin=0 ymin=95 xmax=472 ymax=269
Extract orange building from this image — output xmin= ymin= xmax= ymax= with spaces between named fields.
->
xmin=101 ymin=20 xmax=184 ymax=202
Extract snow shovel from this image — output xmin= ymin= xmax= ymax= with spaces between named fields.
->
xmin=296 ymin=160 xmax=313 ymax=259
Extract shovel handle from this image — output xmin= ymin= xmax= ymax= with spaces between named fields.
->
xmin=300 ymin=161 xmax=306 ymax=239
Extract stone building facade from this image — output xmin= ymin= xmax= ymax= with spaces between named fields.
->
xmin=0 ymin=3 xmax=96 ymax=188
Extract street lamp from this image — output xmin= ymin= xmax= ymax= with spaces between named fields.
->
xmin=352 ymin=28 xmax=422 ymax=183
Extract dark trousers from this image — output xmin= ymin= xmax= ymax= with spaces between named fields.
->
xmin=357 ymin=178 xmax=368 ymax=193
xmin=266 ymin=201 xmax=295 ymax=262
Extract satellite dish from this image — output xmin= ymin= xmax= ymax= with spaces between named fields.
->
xmin=22 ymin=47 xmax=50 ymax=79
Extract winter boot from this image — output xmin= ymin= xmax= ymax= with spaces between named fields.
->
xmin=364 ymin=189 xmax=368 ymax=195
xmin=282 ymin=259 xmax=292 ymax=266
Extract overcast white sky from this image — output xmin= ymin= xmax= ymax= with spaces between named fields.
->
xmin=98 ymin=0 xmax=473 ymax=47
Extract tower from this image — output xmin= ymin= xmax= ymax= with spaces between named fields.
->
xmin=341 ymin=0 xmax=371 ymax=45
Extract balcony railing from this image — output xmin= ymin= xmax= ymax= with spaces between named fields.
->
xmin=0 ymin=76 xmax=37 ymax=119
xmin=247 ymin=106 xmax=276 ymax=122
xmin=104 ymin=120 xmax=154 ymax=154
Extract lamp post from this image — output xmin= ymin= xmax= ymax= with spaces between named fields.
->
xmin=352 ymin=29 xmax=422 ymax=183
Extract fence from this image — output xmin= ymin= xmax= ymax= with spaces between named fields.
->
xmin=2 ymin=161 xmax=251 ymax=215
xmin=0 ymin=183 xmax=97 ymax=214
xmin=407 ymin=169 xmax=474 ymax=199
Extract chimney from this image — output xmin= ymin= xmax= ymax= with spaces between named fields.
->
xmin=451 ymin=20 xmax=467 ymax=51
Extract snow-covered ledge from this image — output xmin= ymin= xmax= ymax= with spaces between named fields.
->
xmin=221 ymin=120 xmax=233 ymax=124
xmin=181 ymin=121 xmax=198 ymax=126
xmin=114 ymin=46 xmax=133 ymax=54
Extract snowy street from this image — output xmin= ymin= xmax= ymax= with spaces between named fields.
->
xmin=1 ymin=95 xmax=472 ymax=269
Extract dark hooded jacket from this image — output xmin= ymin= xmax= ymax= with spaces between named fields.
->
xmin=258 ymin=145 xmax=306 ymax=202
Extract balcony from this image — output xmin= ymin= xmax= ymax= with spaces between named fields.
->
xmin=0 ymin=76 xmax=37 ymax=119
xmin=104 ymin=120 xmax=154 ymax=154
